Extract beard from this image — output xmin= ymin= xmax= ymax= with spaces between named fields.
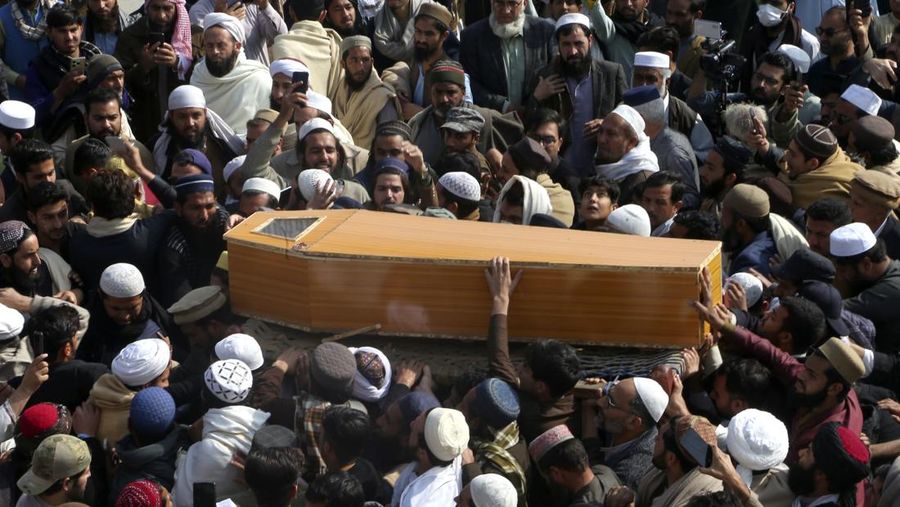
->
xmin=2 ymin=265 xmax=40 ymax=296
xmin=176 ymin=129 xmax=206 ymax=150
xmin=787 ymin=462 xmax=817 ymax=497
xmin=821 ymin=38 xmax=851 ymax=57
xmin=345 ymin=69 xmax=370 ymax=91
xmin=700 ymin=178 xmax=726 ymax=199
xmin=721 ymin=227 xmax=743 ymax=253
xmin=414 ymin=44 xmax=438 ymax=62
xmin=751 ymin=87 xmax=779 ymax=107
xmin=561 ymin=54 xmax=591 ymax=77
xmin=788 ymin=386 xmax=829 ymax=408
xmin=206 ymin=51 xmax=239 ymax=78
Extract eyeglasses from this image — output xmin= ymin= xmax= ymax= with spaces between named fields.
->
xmin=602 ymin=377 xmax=635 ymax=414
xmin=815 ymin=26 xmax=847 ymax=37
xmin=493 ymin=0 xmax=522 ymax=10
xmin=752 ymin=72 xmax=781 ymax=87
xmin=529 ymin=134 xmax=558 ymax=146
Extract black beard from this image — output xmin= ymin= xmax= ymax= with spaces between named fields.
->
xmin=721 ymin=227 xmax=743 ymax=253
xmin=2 ymin=265 xmax=39 ymax=296
xmin=788 ymin=386 xmax=829 ymax=408
xmin=414 ymin=45 xmax=437 ymax=62
xmin=751 ymin=88 xmax=778 ymax=107
xmin=787 ymin=462 xmax=817 ymax=497
xmin=700 ymin=178 xmax=726 ymax=200
xmin=206 ymin=52 xmax=239 ymax=78
xmin=345 ymin=70 xmax=370 ymax=91
xmin=176 ymin=130 xmax=206 ymax=150
xmin=561 ymin=55 xmax=591 ymax=77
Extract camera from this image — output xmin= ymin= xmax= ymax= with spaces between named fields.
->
xmin=699 ymin=37 xmax=746 ymax=87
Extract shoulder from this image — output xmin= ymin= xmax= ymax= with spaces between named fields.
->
xmin=462 ymin=18 xmax=490 ymax=37
xmin=525 ymin=15 xmax=554 ymax=32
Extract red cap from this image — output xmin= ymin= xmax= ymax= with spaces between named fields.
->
xmin=17 ymin=403 xmax=59 ymax=438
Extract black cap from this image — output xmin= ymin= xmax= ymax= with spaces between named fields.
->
xmin=529 ymin=213 xmax=567 ymax=229
xmin=772 ymin=247 xmax=835 ymax=283
xmin=797 ymin=280 xmax=850 ymax=337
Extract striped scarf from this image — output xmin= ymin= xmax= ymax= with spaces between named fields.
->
xmin=11 ymin=0 xmax=52 ymax=41
xmin=474 ymin=421 xmax=526 ymax=497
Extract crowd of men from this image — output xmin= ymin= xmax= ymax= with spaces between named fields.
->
xmin=3 ymin=0 xmax=900 ymax=505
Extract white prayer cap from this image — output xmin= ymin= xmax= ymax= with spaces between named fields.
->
xmin=306 ymin=91 xmax=333 ymax=115
xmin=555 ymin=13 xmax=591 ymax=31
xmin=726 ymin=409 xmax=788 ymax=472
xmin=215 ymin=333 xmax=264 ymax=371
xmin=223 ymin=155 xmax=247 ymax=183
xmin=298 ymin=118 xmax=336 ymax=142
xmin=606 ymin=204 xmax=651 ymax=237
xmin=0 ymin=302 xmax=24 ymax=341
xmin=470 ymin=474 xmax=517 ymax=507
xmin=726 ymin=272 xmax=764 ymax=307
xmin=424 ymin=407 xmax=470 ymax=462
xmin=634 ymin=51 xmax=670 ymax=69
xmin=203 ymin=12 xmax=246 ymax=44
xmin=841 ymin=84 xmax=882 ymax=117
xmin=100 ymin=263 xmax=145 ymax=298
xmin=242 ymin=177 xmax=282 ymax=202
xmin=111 ymin=338 xmax=171 ymax=387
xmin=438 ymin=172 xmax=481 ymax=202
xmin=269 ymin=58 xmax=310 ymax=79
xmin=168 ymin=85 xmax=206 ymax=111
xmin=830 ymin=222 xmax=877 ymax=258
xmin=204 ymin=359 xmax=254 ymax=404
xmin=610 ymin=104 xmax=646 ymax=140
xmin=297 ymin=168 xmax=334 ymax=202
xmin=0 ymin=100 xmax=35 ymax=130
xmin=633 ymin=377 xmax=668 ymax=423
xmin=776 ymin=44 xmax=811 ymax=74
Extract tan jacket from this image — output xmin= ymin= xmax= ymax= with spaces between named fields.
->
xmin=88 ymin=373 xmax=135 ymax=446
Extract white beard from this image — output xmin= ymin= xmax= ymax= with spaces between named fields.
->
xmin=489 ymin=12 xmax=525 ymax=39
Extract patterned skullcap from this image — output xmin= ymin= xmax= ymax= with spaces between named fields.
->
xmin=0 ymin=220 xmax=30 ymax=253
xmin=439 ymin=172 xmax=481 ymax=202
xmin=204 ymin=359 xmax=254 ymax=404
xmin=376 ymin=120 xmax=412 ymax=140
xmin=116 ymin=479 xmax=163 ymax=507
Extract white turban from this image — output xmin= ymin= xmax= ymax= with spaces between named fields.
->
xmin=0 ymin=303 xmax=24 ymax=340
xmin=223 ymin=155 xmax=247 ymax=183
xmin=348 ymin=346 xmax=392 ymax=402
xmin=203 ymin=13 xmax=245 ymax=44
xmin=471 ymin=474 xmax=517 ymax=507
xmin=269 ymin=58 xmax=311 ymax=79
xmin=112 ymin=338 xmax=171 ymax=387
xmin=215 ymin=333 xmax=264 ymax=371
xmin=307 ymin=91 xmax=332 ymax=115
xmin=607 ymin=204 xmax=651 ymax=237
xmin=100 ymin=263 xmax=146 ymax=298
xmin=725 ymin=409 xmax=789 ymax=486
xmin=168 ymin=85 xmax=206 ymax=111
xmin=242 ymin=177 xmax=282 ymax=202
xmin=611 ymin=104 xmax=647 ymax=142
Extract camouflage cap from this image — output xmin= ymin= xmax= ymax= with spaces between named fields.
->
xmin=17 ymin=434 xmax=91 ymax=496
xmin=439 ymin=107 xmax=485 ymax=134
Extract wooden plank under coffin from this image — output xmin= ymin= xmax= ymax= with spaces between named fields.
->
xmin=224 ymin=210 xmax=722 ymax=349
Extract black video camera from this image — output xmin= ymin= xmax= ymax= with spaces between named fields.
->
xmin=699 ymin=37 xmax=746 ymax=86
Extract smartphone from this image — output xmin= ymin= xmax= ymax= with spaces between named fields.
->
xmin=693 ymin=19 xmax=722 ymax=42
xmin=69 ymin=57 xmax=86 ymax=75
xmin=680 ymin=427 xmax=712 ymax=467
xmin=149 ymin=32 xmax=166 ymax=46
xmin=32 ymin=334 xmax=44 ymax=357
xmin=193 ymin=482 xmax=216 ymax=507
xmin=105 ymin=136 xmax=130 ymax=153
xmin=292 ymin=71 xmax=309 ymax=94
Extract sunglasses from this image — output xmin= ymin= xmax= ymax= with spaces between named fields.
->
xmin=816 ymin=26 xmax=847 ymax=37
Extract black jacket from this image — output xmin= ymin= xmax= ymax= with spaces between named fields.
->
xmin=460 ymin=15 xmax=556 ymax=111
xmin=110 ymin=426 xmax=190 ymax=503
xmin=10 ymin=360 xmax=108 ymax=412
xmin=879 ymin=216 xmax=900 ymax=261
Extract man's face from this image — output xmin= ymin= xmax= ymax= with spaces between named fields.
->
xmin=20 ymin=159 xmax=56 ymax=190
xmin=793 ymin=355 xmax=832 ymax=405
xmin=87 ymin=100 xmax=122 ymax=139
xmin=376 ymin=402 xmax=405 ymax=439
xmin=615 ymin=0 xmax=648 ymax=21
xmin=665 ymin=0 xmax=695 ymax=37
xmin=203 ymin=27 xmax=240 ymax=78
xmin=596 ymin=115 xmax=636 ymax=164
xmin=709 ymin=374 xmax=739 ymax=418
xmin=245 ymin=120 xmax=269 ymax=147
xmin=151 ymin=365 xmax=171 ymax=388
xmin=579 ymin=185 xmax=615 ymax=224
xmin=759 ymin=304 xmax=789 ymax=339
xmin=239 ymin=192 xmax=271 ymax=216
xmin=498 ymin=199 xmax=524 ymax=224
xmin=851 ymin=193 xmax=889 ymax=231
xmin=783 ymin=140 xmax=816 ymax=177
xmin=432 ymin=82 xmax=465 ymax=117
xmin=387 ymin=0 xmax=409 ymax=11
xmin=271 ymin=74 xmax=293 ymax=107
xmin=548 ymin=0 xmax=580 ymax=19
xmin=176 ymin=192 xmax=217 ymax=229
xmin=632 ymin=66 xmax=667 ymax=97
xmin=492 ymin=0 xmax=524 ymax=25
xmin=750 ymin=63 xmax=786 ymax=106
xmin=343 ymin=46 xmax=373 ymax=88
xmin=374 ymin=173 xmax=404 ymax=208
xmin=103 ymin=294 xmax=144 ymax=326
xmin=304 ymin=132 xmax=339 ymax=171
xmin=98 ymin=69 xmax=125 ymax=96
xmin=65 ymin=467 xmax=91 ymax=503
xmin=2 ymin=234 xmax=41 ymax=281
xmin=180 ymin=321 xmax=214 ymax=349
xmin=88 ymin=0 xmax=117 ymax=19
xmin=30 ymin=200 xmax=69 ymax=243
xmin=651 ymin=421 xmax=670 ymax=470
xmin=171 ymin=108 xmax=206 ymax=145
xmin=498 ymin=152 xmax=518 ymax=184
xmin=373 ymin=134 xmax=405 ymax=161
xmin=599 ymin=379 xmax=637 ymax=435
xmin=443 ymin=129 xmax=477 ymax=153
xmin=641 ymin=184 xmax=679 ymax=229
xmin=408 ymin=410 xmax=427 ymax=451
xmin=327 ymin=0 xmax=356 ymax=31
xmin=414 ymin=18 xmax=444 ymax=61
xmin=530 ymin=122 xmax=562 ymax=160
xmin=147 ymin=0 xmax=176 ymax=28
xmin=829 ymin=99 xmax=859 ymax=143
xmin=558 ymin=28 xmax=591 ymax=75
xmin=49 ymin=23 xmax=82 ymax=55
xmin=170 ymin=162 xmax=203 ymax=182
xmin=818 ymin=13 xmax=851 ymax=57
xmin=454 ymin=485 xmax=474 ymax=507
xmin=805 ymin=217 xmax=837 ymax=257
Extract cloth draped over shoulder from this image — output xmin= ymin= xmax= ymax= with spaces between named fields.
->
xmin=271 ymin=21 xmax=344 ymax=97
xmin=189 ymin=52 xmax=272 ymax=135
xmin=333 ymin=70 xmax=399 ymax=149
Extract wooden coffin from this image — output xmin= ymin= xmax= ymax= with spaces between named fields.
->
xmin=224 ymin=210 xmax=722 ymax=348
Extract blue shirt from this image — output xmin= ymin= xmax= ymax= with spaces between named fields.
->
xmin=563 ymin=71 xmax=595 ymax=176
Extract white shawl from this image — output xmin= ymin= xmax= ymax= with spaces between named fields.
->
xmin=595 ymin=136 xmax=660 ymax=182
xmin=373 ymin=0 xmax=433 ymax=62
xmin=190 ymin=52 xmax=272 ymax=135
xmin=152 ymin=108 xmax=245 ymax=174
xmin=492 ymin=175 xmax=553 ymax=225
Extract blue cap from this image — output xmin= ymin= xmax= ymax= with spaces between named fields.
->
xmin=397 ymin=391 xmax=440 ymax=425
xmin=623 ymin=85 xmax=661 ymax=107
xmin=374 ymin=157 xmax=409 ymax=175
xmin=129 ymin=387 xmax=176 ymax=440
xmin=333 ymin=196 xmax=363 ymax=209
xmin=473 ymin=378 xmax=520 ymax=429
xmin=174 ymin=173 xmax=215 ymax=198
xmin=174 ymin=149 xmax=213 ymax=175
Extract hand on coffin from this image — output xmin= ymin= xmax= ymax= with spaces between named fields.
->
xmin=484 ymin=257 xmax=523 ymax=314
